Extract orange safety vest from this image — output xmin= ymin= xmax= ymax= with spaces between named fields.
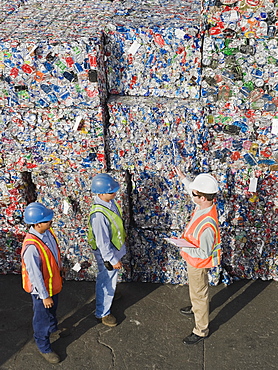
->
xmin=180 ymin=205 xmax=221 ymax=268
xmin=21 ymin=228 xmax=62 ymax=297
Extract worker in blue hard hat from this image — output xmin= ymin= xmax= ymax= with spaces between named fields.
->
xmin=21 ymin=202 xmax=66 ymax=364
xmin=87 ymin=173 xmax=126 ymax=327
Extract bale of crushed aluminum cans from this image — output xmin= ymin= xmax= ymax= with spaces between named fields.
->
xmin=202 ymin=0 xmax=278 ymax=111
xmin=204 ymin=107 xmax=278 ymax=281
xmin=201 ymin=35 xmax=278 ymax=111
xmin=0 ymin=0 xmax=114 ymax=109
xmin=107 ymin=95 xmax=207 ymax=229
xmin=0 ymin=36 xmax=107 ymax=109
xmin=124 ymin=220 xmax=223 ymax=286
xmin=105 ymin=0 xmax=203 ymax=98
xmin=0 ymin=105 xmax=108 ymax=277
xmin=0 ymin=0 xmax=23 ymax=19
xmin=106 ymin=93 xmax=277 ymax=283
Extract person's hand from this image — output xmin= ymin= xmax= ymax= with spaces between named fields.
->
xmin=174 ymin=166 xmax=185 ymax=180
xmin=112 ymin=261 xmax=123 ymax=270
xmin=43 ymin=297 xmax=54 ymax=309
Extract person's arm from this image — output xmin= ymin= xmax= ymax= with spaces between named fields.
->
xmin=181 ymin=228 xmax=215 ymax=259
xmin=91 ymin=212 xmax=120 ymax=267
xmin=174 ymin=167 xmax=193 ymax=197
xmin=23 ymin=245 xmax=49 ymax=299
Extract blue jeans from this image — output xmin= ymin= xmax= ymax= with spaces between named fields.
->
xmin=94 ymin=251 xmax=118 ymax=318
xmin=31 ymin=294 xmax=59 ymax=353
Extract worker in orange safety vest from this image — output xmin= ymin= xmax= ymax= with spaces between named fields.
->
xmin=175 ymin=167 xmax=221 ymax=345
xmin=21 ymin=202 xmax=64 ymax=364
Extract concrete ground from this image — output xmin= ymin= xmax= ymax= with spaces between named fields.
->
xmin=0 ymin=275 xmax=277 ymax=370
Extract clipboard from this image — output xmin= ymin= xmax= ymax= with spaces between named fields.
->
xmin=164 ymin=238 xmax=196 ymax=248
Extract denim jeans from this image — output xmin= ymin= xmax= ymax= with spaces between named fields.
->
xmin=94 ymin=250 xmax=118 ymax=318
xmin=31 ymin=293 xmax=59 ymax=353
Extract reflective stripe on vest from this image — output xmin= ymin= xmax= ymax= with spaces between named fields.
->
xmin=193 ymin=216 xmax=221 ymax=267
xmin=181 ymin=205 xmax=221 ymax=268
xmin=21 ymin=228 xmax=62 ymax=297
xmin=24 ymin=238 xmax=54 ymax=296
xmin=87 ymin=202 xmax=126 ymax=251
xmin=193 ymin=216 xmax=218 ymax=241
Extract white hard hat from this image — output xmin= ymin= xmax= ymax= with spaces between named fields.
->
xmin=189 ymin=173 xmax=219 ymax=194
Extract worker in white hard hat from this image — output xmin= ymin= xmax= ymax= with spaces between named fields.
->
xmin=174 ymin=167 xmax=221 ymax=345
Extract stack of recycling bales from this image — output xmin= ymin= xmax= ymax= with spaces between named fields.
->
xmin=0 ymin=0 xmax=277 ymax=285
xmin=105 ymin=1 xmax=201 ymax=98
xmin=0 ymin=0 xmax=114 ymax=278
xmin=106 ymin=0 xmax=277 ymax=284
xmin=201 ymin=0 xmax=278 ymax=281
xmin=105 ymin=0 xmax=216 ymax=284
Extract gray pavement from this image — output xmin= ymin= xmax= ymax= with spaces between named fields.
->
xmin=0 ymin=275 xmax=277 ymax=370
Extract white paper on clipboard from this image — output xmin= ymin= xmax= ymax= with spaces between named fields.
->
xmin=164 ymin=238 xmax=196 ymax=248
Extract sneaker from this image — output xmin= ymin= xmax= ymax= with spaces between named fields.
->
xmin=98 ymin=314 xmax=117 ymax=327
xmin=39 ymin=351 xmax=60 ymax=364
xmin=179 ymin=306 xmax=193 ymax=315
xmin=183 ymin=333 xmax=208 ymax=345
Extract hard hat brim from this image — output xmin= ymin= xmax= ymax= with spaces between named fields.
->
xmin=39 ymin=210 xmax=54 ymax=223
xmin=95 ymin=185 xmax=120 ymax=194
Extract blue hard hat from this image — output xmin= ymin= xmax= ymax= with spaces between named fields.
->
xmin=91 ymin=173 xmax=120 ymax=194
xmin=24 ymin=202 xmax=54 ymax=224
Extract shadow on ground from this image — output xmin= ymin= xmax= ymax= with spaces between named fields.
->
xmin=0 ymin=275 xmax=160 ymax=366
